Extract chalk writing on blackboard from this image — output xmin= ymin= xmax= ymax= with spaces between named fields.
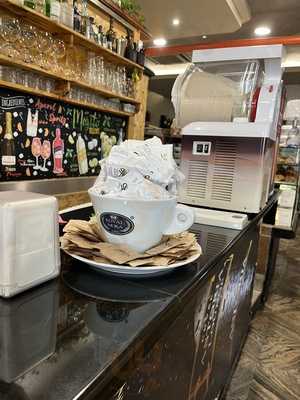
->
xmin=1 ymin=96 xmax=26 ymax=109
xmin=0 ymin=88 xmax=127 ymax=181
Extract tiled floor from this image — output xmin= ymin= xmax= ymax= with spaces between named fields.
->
xmin=226 ymin=230 xmax=300 ymax=400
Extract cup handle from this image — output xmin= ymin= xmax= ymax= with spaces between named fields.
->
xmin=163 ymin=204 xmax=195 ymax=235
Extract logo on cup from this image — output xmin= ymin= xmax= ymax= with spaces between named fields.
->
xmin=100 ymin=212 xmax=135 ymax=236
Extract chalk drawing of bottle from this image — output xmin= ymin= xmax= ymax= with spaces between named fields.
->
xmin=53 ymin=128 xmax=64 ymax=174
xmin=27 ymin=109 xmax=39 ymax=137
xmin=76 ymin=133 xmax=88 ymax=175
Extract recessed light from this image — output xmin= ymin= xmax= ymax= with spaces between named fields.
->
xmin=172 ymin=18 xmax=180 ymax=26
xmin=153 ymin=38 xmax=167 ymax=47
xmin=254 ymin=26 xmax=271 ymax=36
xmin=202 ymin=35 xmax=207 ymax=39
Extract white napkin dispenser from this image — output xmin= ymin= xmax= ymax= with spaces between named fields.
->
xmin=0 ymin=191 xmax=61 ymax=298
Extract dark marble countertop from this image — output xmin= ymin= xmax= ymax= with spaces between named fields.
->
xmin=0 ymin=196 xmax=278 ymax=400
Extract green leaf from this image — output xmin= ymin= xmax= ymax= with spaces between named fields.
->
xmin=120 ymin=0 xmax=145 ymax=22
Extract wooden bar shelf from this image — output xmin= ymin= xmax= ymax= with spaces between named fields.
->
xmin=0 ymin=79 xmax=134 ymax=117
xmin=0 ymin=54 xmax=65 ymax=81
xmin=69 ymin=80 xmax=140 ymax=105
xmin=1 ymin=0 xmax=144 ymax=71
xmin=0 ymin=54 xmax=140 ymax=108
xmin=0 ymin=0 xmax=150 ymax=138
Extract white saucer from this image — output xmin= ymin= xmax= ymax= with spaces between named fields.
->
xmin=64 ymin=244 xmax=201 ymax=278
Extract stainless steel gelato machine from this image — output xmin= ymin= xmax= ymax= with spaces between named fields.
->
xmin=172 ymin=45 xmax=285 ymax=214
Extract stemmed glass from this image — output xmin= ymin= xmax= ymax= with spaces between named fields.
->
xmin=37 ymin=31 xmax=53 ymax=69
xmin=52 ymin=39 xmax=66 ymax=74
xmin=41 ymin=140 xmax=51 ymax=172
xmin=31 ymin=137 xmax=42 ymax=170
xmin=69 ymin=46 xmax=85 ymax=80
xmin=65 ymin=48 xmax=83 ymax=80
xmin=0 ymin=14 xmax=135 ymax=96
xmin=0 ymin=16 xmax=21 ymax=58
xmin=0 ymin=16 xmax=9 ymax=56
xmin=21 ymin=24 xmax=38 ymax=64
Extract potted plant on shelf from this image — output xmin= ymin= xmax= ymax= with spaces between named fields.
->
xmin=111 ymin=0 xmax=145 ymax=25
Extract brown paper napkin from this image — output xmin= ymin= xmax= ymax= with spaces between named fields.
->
xmin=61 ymin=219 xmax=202 ymax=267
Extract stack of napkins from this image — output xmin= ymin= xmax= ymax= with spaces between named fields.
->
xmin=61 ymin=219 xmax=201 ymax=267
xmin=90 ymin=137 xmax=184 ymax=200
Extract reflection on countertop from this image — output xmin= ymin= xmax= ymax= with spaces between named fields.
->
xmin=0 ymin=281 xmax=59 ymax=384
xmin=0 ymin=214 xmax=241 ymax=400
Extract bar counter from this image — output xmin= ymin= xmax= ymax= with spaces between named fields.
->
xmin=0 ymin=196 xmax=278 ymax=400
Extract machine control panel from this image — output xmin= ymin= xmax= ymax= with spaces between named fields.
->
xmin=192 ymin=141 xmax=212 ymax=156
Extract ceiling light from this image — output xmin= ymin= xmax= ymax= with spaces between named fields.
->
xmin=153 ymin=38 xmax=167 ymax=47
xmin=254 ymin=26 xmax=271 ymax=36
xmin=202 ymin=35 xmax=207 ymax=39
xmin=172 ymin=18 xmax=180 ymax=26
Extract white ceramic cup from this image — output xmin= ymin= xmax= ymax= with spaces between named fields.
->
xmin=89 ymin=190 xmax=195 ymax=253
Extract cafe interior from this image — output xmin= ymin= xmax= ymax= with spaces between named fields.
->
xmin=0 ymin=0 xmax=300 ymax=399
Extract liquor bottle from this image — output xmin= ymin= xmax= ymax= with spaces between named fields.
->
xmin=88 ymin=17 xmax=97 ymax=42
xmin=60 ymin=0 xmax=67 ymax=25
xmin=73 ymin=0 xmax=81 ymax=31
xmin=35 ymin=0 xmax=45 ymax=14
xmin=62 ymin=0 xmax=72 ymax=26
xmin=125 ymin=31 xmax=135 ymax=61
xmin=81 ymin=0 xmax=89 ymax=37
xmin=50 ymin=0 xmax=61 ymax=22
xmin=106 ymin=17 xmax=117 ymax=52
xmin=1 ymin=112 xmax=16 ymax=169
xmin=97 ymin=25 xmax=104 ymax=46
xmin=44 ymin=0 xmax=51 ymax=17
xmin=24 ymin=0 xmax=36 ymax=10
xmin=53 ymin=128 xmax=64 ymax=174
xmin=66 ymin=1 xmax=74 ymax=28
xmin=76 ymin=133 xmax=88 ymax=175
xmin=102 ymin=30 xmax=108 ymax=48
xmin=73 ymin=0 xmax=81 ymax=32
xmin=137 ymin=40 xmax=145 ymax=66
xmin=132 ymin=42 xmax=138 ymax=63
xmin=117 ymin=36 xmax=127 ymax=57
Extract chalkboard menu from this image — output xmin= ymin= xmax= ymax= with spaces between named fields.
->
xmin=0 ymin=88 xmax=127 ymax=181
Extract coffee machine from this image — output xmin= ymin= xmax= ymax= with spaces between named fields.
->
xmin=172 ymin=45 xmax=285 ymax=218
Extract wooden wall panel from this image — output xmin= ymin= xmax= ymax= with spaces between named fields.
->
xmin=128 ymin=75 xmax=149 ymax=140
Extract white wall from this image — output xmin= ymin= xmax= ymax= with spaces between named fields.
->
xmin=146 ymin=91 xmax=174 ymax=127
